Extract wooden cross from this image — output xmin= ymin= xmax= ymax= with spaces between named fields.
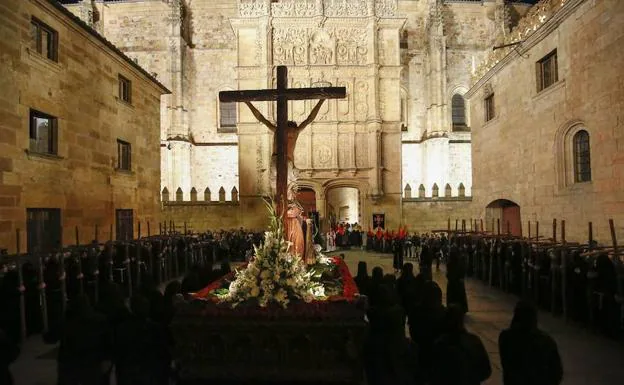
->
xmin=219 ymin=66 xmax=346 ymax=214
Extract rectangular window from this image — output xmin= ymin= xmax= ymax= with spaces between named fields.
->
xmin=118 ymin=75 xmax=132 ymax=104
xmin=219 ymin=102 xmax=237 ymax=132
xmin=115 ymin=209 xmax=134 ymax=241
xmin=484 ymin=94 xmax=495 ymax=122
xmin=27 ymin=208 xmax=62 ymax=254
xmin=536 ymin=50 xmax=558 ymax=92
xmin=30 ymin=18 xmax=58 ymax=61
xmin=117 ymin=139 xmax=131 ymax=171
xmin=29 ymin=109 xmax=58 ymax=155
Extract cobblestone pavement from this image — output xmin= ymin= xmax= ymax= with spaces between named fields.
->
xmin=11 ymin=250 xmax=624 ymax=385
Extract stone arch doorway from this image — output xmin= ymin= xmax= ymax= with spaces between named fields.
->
xmin=485 ymin=199 xmax=522 ymax=236
xmin=325 ymin=187 xmax=361 ymax=229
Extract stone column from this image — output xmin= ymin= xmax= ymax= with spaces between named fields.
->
xmin=168 ymin=141 xmax=192 ymax=200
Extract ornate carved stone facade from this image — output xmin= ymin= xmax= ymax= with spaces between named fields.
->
xmin=60 ymin=0 xmax=535 ymax=232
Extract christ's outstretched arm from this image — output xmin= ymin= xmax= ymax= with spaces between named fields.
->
xmin=297 ymin=99 xmax=326 ymax=132
xmin=244 ymin=102 xmax=276 ymax=131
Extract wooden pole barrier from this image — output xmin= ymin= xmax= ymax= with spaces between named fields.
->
xmin=528 ymin=221 xmax=531 ymax=239
xmin=455 ymin=219 xmax=459 ymax=231
xmin=470 ymin=218 xmax=473 ymax=231
xmin=480 ymin=219 xmax=484 ymax=232
xmin=536 ymin=221 xmax=540 ymax=242
xmin=462 ymin=219 xmax=466 ymax=232
xmin=497 ymin=218 xmax=500 ymax=236
xmin=159 ymin=222 xmax=162 ymax=235
xmin=561 ymin=219 xmax=568 ymax=320
xmin=588 ymin=222 xmax=593 ymax=246
xmin=138 ymin=221 xmax=141 ymax=239
xmin=75 ymin=226 xmax=84 ymax=294
xmin=16 ymin=229 xmax=27 ymax=340
xmin=609 ymin=219 xmax=618 ymax=255
xmin=148 ymin=221 xmax=151 ymax=238
xmin=38 ymin=254 xmax=48 ymax=333
xmin=552 ymin=219 xmax=557 ymax=243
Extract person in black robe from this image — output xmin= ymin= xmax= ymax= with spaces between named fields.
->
xmin=368 ymin=267 xmax=385 ymax=307
xmin=499 ymin=300 xmax=563 ymax=385
xmin=365 ymin=285 xmax=414 ymax=385
xmin=419 ymin=244 xmax=433 ymax=282
xmin=0 ymin=327 xmax=19 ymax=385
xmin=57 ymin=295 xmax=113 ymax=385
xmin=409 ymin=281 xmax=446 ymax=384
xmin=446 ymin=244 xmax=468 ymax=314
xmin=115 ymin=295 xmax=171 ymax=385
xmin=354 ymin=261 xmax=371 ymax=297
xmin=431 ymin=305 xmax=491 ymax=385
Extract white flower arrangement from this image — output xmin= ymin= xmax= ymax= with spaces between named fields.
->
xmin=215 ymin=200 xmax=327 ymax=308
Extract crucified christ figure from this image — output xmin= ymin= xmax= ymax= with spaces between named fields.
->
xmin=244 ymin=99 xmax=325 ymax=260
xmin=244 ymin=99 xmax=326 ymax=196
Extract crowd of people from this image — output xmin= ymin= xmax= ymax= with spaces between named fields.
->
xmin=0 ymin=230 xmax=568 ymax=385
xmin=355 ymin=255 xmax=563 ymax=385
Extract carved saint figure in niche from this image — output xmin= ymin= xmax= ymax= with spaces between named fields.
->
xmin=310 ymin=30 xmax=334 ymax=65
xmin=244 ymin=100 xmax=326 ymax=197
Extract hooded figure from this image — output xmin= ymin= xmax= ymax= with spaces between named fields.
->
xmin=499 ymin=301 xmax=563 ymax=385
xmin=431 ymin=305 xmax=491 ymax=385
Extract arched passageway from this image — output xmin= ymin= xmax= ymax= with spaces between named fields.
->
xmin=325 ymin=187 xmax=360 ymax=228
xmin=485 ymin=199 xmax=522 ymax=236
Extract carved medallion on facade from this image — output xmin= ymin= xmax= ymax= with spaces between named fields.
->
xmin=314 ymin=144 xmax=333 ymax=168
xmin=335 ymin=28 xmax=368 ymax=65
xmin=273 ymin=28 xmax=307 ymax=65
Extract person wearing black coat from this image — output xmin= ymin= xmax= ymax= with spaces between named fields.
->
xmin=0 ymin=327 xmax=19 ymax=385
xmin=431 ymin=305 xmax=491 ymax=385
xmin=354 ymin=261 xmax=371 ymax=297
xmin=115 ymin=295 xmax=172 ymax=385
xmin=57 ymin=295 xmax=113 ymax=385
xmin=365 ymin=285 xmax=414 ymax=385
xmin=499 ymin=301 xmax=563 ymax=385
xmin=446 ymin=244 xmax=468 ymax=314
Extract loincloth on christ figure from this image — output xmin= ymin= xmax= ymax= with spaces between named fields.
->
xmin=270 ymin=154 xmax=299 ymax=199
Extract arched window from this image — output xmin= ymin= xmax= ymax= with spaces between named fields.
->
xmin=451 ymin=94 xmax=466 ymax=130
xmin=573 ymin=130 xmax=591 ymax=182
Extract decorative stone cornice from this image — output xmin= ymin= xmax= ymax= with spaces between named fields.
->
xmin=237 ymin=0 xmax=399 ymax=18
xmin=467 ymin=0 xmax=585 ymax=97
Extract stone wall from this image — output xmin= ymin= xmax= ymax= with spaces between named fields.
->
xmin=467 ymin=0 xmax=624 ymax=243
xmin=0 ymin=0 xmax=167 ymax=253
xmin=162 ymin=203 xmax=243 ymax=233
xmin=402 ymin=199 xmax=476 ymax=234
